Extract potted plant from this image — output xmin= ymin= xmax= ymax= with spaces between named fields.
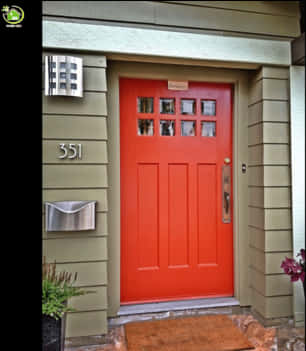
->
xmin=42 ymin=257 xmax=93 ymax=351
xmin=281 ymin=248 xmax=305 ymax=296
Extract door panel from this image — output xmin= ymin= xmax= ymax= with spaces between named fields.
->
xmin=120 ymin=78 xmax=233 ymax=304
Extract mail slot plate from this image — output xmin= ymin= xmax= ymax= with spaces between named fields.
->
xmin=45 ymin=201 xmax=96 ymax=232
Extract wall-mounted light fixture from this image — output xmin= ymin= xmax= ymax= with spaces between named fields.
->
xmin=45 ymin=55 xmax=83 ymax=97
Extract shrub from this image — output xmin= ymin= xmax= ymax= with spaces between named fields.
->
xmin=42 ymin=257 xmax=94 ymax=320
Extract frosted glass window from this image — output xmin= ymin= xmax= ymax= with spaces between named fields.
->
xmin=201 ymin=121 xmax=216 ymax=137
xmin=160 ymin=98 xmax=175 ymax=114
xmin=138 ymin=119 xmax=154 ymax=136
xmin=181 ymin=99 xmax=196 ymax=115
xmin=138 ymin=97 xmax=154 ymax=113
xmin=201 ymin=100 xmax=216 ymax=116
xmin=181 ymin=121 xmax=196 ymax=136
xmin=160 ymin=120 xmax=175 ymax=136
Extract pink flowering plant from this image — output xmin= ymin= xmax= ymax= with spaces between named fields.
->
xmin=281 ymin=249 xmax=305 ymax=290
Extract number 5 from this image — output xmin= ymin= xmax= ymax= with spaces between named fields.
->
xmin=68 ymin=144 xmax=77 ymax=159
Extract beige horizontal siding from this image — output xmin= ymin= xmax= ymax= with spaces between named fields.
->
xmin=250 ymin=267 xmax=293 ymax=296
xmin=68 ymin=286 xmax=108 ymax=311
xmin=248 ymin=144 xmax=290 ymax=166
xmin=249 ymin=79 xmax=289 ymax=106
xmin=43 ymin=1 xmax=300 ymax=38
xmin=253 ymin=289 xmax=293 ymax=319
xmin=43 ymin=165 xmax=108 ymax=188
xmin=66 ymin=311 xmax=107 ymax=337
xmin=263 ymin=123 xmax=289 ymax=144
xmin=249 ymin=207 xmax=291 ymax=230
xmin=43 ymin=140 xmax=108 ymax=164
xmin=249 ymin=227 xmax=292 ymax=253
xmin=43 ymin=237 xmax=108 ymax=263
xmin=264 ymin=166 xmax=291 ymax=187
xmin=43 ymin=53 xmax=109 ymax=337
xmin=43 ymin=1 xmax=155 ymax=24
xmin=248 ymin=101 xmax=289 ymax=126
xmin=265 ymin=209 xmax=292 ymax=230
xmin=164 ymin=1 xmax=300 ymax=17
xmin=43 ymin=115 xmax=108 ymax=140
xmin=54 ymin=261 xmax=108 ymax=287
xmin=252 ymin=66 xmax=290 ymax=81
xmin=248 ymin=123 xmax=289 ymax=145
xmin=83 ymin=68 xmax=107 ymax=92
xmin=248 ymin=187 xmax=291 ymax=208
xmin=250 ymin=247 xmax=292 ymax=275
xmin=154 ymin=2 xmax=299 ymax=37
xmin=249 ymin=166 xmax=290 ymax=187
xmin=43 ymin=92 xmax=107 ymax=116
xmin=248 ymin=67 xmax=293 ymax=322
xmin=249 ymin=207 xmax=264 ymax=230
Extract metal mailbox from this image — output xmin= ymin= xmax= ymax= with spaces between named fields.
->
xmin=45 ymin=201 xmax=96 ymax=232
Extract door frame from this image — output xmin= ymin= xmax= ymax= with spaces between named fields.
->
xmin=107 ymin=60 xmax=250 ymax=316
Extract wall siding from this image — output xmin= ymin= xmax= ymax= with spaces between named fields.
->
xmin=248 ymin=67 xmax=293 ymax=322
xmin=42 ymin=1 xmax=300 ymax=39
xmin=42 ymin=52 xmax=108 ymax=338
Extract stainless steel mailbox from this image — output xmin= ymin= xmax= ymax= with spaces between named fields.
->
xmin=45 ymin=201 xmax=96 ymax=232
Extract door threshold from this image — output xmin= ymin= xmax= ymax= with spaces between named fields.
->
xmin=118 ymin=297 xmax=239 ymax=316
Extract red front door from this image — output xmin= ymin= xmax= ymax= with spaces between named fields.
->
xmin=120 ymin=78 xmax=233 ymax=304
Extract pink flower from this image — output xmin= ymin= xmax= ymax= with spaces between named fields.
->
xmin=281 ymin=250 xmax=305 ymax=283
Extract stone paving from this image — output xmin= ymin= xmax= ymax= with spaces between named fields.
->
xmin=65 ymin=310 xmax=305 ymax=351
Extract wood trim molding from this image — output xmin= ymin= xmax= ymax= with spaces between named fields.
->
xmin=43 ymin=20 xmax=291 ymax=68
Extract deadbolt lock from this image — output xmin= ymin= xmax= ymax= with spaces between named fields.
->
xmin=224 ymin=157 xmax=231 ymax=164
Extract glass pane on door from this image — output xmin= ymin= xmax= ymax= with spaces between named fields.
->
xmin=160 ymin=120 xmax=175 ymax=136
xmin=138 ymin=119 xmax=154 ymax=135
xmin=181 ymin=121 xmax=196 ymax=136
xmin=201 ymin=121 xmax=216 ymax=137
xmin=160 ymin=98 xmax=175 ymax=114
xmin=138 ymin=97 xmax=154 ymax=113
xmin=181 ymin=99 xmax=196 ymax=115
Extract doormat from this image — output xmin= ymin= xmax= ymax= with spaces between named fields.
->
xmin=125 ymin=314 xmax=254 ymax=351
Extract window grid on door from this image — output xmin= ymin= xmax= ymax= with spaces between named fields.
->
xmin=137 ymin=97 xmax=217 ymax=137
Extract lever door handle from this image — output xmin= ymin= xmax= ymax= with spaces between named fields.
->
xmin=222 ymin=165 xmax=231 ymax=223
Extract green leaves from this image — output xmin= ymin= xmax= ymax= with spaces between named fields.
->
xmin=42 ymin=257 xmax=95 ymax=320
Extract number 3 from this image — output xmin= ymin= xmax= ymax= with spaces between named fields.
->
xmin=59 ymin=143 xmax=68 ymax=159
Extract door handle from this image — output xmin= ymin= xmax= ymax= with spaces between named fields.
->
xmin=222 ymin=165 xmax=231 ymax=223
xmin=224 ymin=192 xmax=230 ymax=214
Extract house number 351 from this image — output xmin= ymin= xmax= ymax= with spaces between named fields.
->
xmin=58 ymin=143 xmax=82 ymax=159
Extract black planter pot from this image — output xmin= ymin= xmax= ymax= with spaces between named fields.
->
xmin=42 ymin=314 xmax=66 ymax=351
